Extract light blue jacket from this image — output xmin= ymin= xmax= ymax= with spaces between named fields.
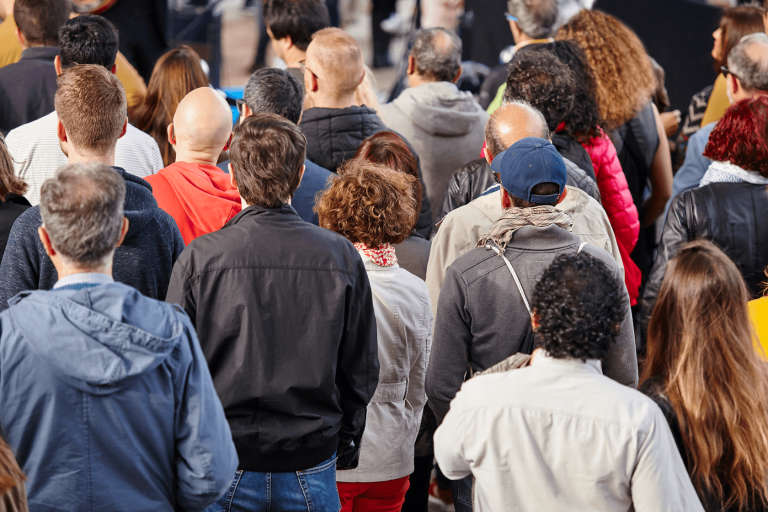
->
xmin=0 ymin=282 xmax=238 ymax=511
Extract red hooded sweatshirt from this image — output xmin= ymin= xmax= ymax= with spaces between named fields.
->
xmin=145 ymin=162 xmax=241 ymax=245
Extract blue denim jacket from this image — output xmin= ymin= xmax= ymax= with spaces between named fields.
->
xmin=0 ymin=282 xmax=238 ymax=511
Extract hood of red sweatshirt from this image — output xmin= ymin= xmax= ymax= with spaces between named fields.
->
xmin=146 ymin=161 xmax=242 ymax=244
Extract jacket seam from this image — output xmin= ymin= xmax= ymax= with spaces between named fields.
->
xmin=185 ymin=264 xmax=359 ymax=277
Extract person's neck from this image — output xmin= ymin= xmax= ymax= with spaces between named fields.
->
xmin=174 ymin=148 xmax=220 ymax=167
xmin=307 ymin=94 xmax=357 ymax=110
xmin=408 ymin=74 xmax=439 ymax=88
xmin=55 ymin=263 xmax=112 ymax=281
xmin=67 ymin=150 xmax=116 ymax=167
xmin=283 ymin=47 xmax=306 ymax=69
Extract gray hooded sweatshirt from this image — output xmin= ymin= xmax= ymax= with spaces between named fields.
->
xmin=379 ymin=82 xmax=489 ymax=222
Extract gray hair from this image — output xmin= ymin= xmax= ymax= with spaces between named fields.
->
xmin=486 ymin=100 xmax=550 ymax=156
xmin=39 ymin=163 xmax=125 ymax=269
xmin=507 ymin=0 xmax=559 ymax=39
xmin=410 ymin=28 xmax=462 ymax=82
xmin=728 ymin=32 xmax=768 ymax=93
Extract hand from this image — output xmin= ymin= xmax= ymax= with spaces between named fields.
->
xmin=661 ymin=110 xmax=681 ymax=138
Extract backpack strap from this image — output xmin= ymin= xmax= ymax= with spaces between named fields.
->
xmin=485 ymin=241 xmax=532 ymax=316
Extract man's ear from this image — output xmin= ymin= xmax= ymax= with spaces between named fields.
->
xmin=57 ymin=120 xmax=68 ymax=143
xmin=228 ymin=163 xmax=237 ymax=188
xmin=484 ymin=146 xmax=493 ymax=164
xmin=54 ymin=55 xmax=62 ymax=76
xmin=115 ymin=217 xmax=130 ymax=248
xmin=167 ymin=123 xmax=175 ymax=146
xmin=452 ymin=64 xmax=463 ymax=84
xmin=308 ymin=70 xmax=319 ymax=93
xmin=284 ymin=34 xmax=294 ymax=49
xmin=14 ymin=27 xmax=25 ymax=47
xmin=38 ymin=226 xmax=55 ymax=258
xmin=118 ymin=118 xmax=128 ymax=139
xmin=243 ymin=104 xmax=253 ymax=119
xmin=110 ymin=62 xmax=118 ymax=75
xmin=732 ymin=75 xmax=742 ymax=97
xmin=556 ymin=187 xmax=568 ymax=205
xmin=223 ymin=132 xmax=234 ymax=151
xmin=500 ymin=187 xmax=512 ymax=209
xmin=407 ymin=55 xmax=416 ymax=76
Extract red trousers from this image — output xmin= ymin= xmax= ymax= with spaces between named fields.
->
xmin=337 ymin=476 xmax=411 ymax=512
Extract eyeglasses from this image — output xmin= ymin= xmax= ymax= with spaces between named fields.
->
xmin=298 ymin=59 xmax=318 ymax=79
xmin=236 ymin=98 xmax=246 ymax=115
xmin=492 ymin=171 xmax=502 ymax=185
xmin=505 ymin=12 xmax=518 ymax=23
xmin=721 ymin=65 xmax=740 ymax=81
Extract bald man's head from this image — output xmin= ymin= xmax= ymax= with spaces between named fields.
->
xmin=304 ymin=27 xmax=364 ymax=103
xmin=485 ymin=101 xmax=549 ymax=157
xmin=171 ymin=87 xmax=233 ymax=161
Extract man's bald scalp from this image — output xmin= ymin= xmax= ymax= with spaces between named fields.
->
xmin=306 ymin=27 xmax=365 ymax=98
xmin=173 ymin=87 xmax=233 ymax=152
xmin=485 ymin=101 xmax=549 ymax=156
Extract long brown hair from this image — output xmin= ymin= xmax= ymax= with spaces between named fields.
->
xmin=715 ymin=6 xmax=765 ymax=72
xmin=129 ymin=46 xmax=208 ymax=166
xmin=0 ymin=135 xmax=26 ymax=201
xmin=641 ymin=240 xmax=768 ymax=510
xmin=556 ymin=10 xmax=655 ymax=131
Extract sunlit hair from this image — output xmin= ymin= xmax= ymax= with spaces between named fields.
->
xmin=641 ymin=240 xmax=768 ymax=510
xmin=714 ymin=6 xmax=765 ymax=72
xmin=354 ymin=131 xmax=421 ymax=228
xmin=316 ymin=160 xmax=417 ymax=247
xmin=703 ymin=92 xmax=768 ymax=177
xmin=129 ymin=46 xmax=208 ymax=166
xmin=0 ymin=135 xmax=26 ymax=201
xmin=556 ymin=10 xmax=655 ymax=131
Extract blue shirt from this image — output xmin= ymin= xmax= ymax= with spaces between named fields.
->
xmin=664 ymin=122 xmax=715 ymax=223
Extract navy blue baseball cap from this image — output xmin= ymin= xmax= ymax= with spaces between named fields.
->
xmin=490 ymin=137 xmax=567 ymax=203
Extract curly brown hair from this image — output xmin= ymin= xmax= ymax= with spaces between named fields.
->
xmin=0 ymin=135 xmax=26 ymax=201
xmin=316 ymin=160 xmax=417 ymax=247
xmin=556 ymin=10 xmax=655 ymax=131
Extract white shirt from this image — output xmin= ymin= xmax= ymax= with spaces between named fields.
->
xmin=7 ymin=111 xmax=164 ymax=206
xmin=434 ymin=353 xmax=704 ymax=512
xmin=336 ymin=253 xmax=432 ymax=483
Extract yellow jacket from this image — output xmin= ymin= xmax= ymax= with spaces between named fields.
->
xmin=749 ymin=296 xmax=768 ymax=360
xmin=0 ymin=13 xmax=146 ymax=107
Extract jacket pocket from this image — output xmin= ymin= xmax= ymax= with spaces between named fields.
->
xmin=370 ymin=380 xmax=408 ymax=403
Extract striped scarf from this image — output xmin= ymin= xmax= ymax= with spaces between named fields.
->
xmin=477 ymin=206 xmax=573 ymax=250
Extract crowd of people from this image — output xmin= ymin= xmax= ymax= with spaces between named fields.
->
xmin=0 ymin=0 xmax=767 ymax=511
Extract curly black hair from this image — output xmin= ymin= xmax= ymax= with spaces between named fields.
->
xmin=531 ymin=252 xmax=624 ymax=361
xmin=503 ymin=48 xmax=575 ymax=133
xmin=544 ymin=41 xmax=605 ymax=145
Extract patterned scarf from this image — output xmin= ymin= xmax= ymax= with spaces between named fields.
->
xmin=354 ymin=243 xmax=398 ymax=267
xmin=476 ymin=206 xmax=573 ymax=250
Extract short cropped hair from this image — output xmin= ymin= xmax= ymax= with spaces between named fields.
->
xmin=243 ymin=68 xmax=303 ymax=124
xmin=316 ymin=161 xmax=417 ymax=246
xmin=504 ymin=48 xmax=575 ymax=133
xmin=59 ymin=15 xmax=119 ymax=70
xmin=703 ymin=92 xmax=768 ymax=177
xmin=506 ymin=0 xmax=558 ymax=39
xmin=531 ymin=252 xmax=624 ymax=361
xmin=55 ymin=65 xmax=127 ymax=155
xmin=14 ymin=0 xmax=71 ymax=47
xmin=40 ymin=163 xmax=126 ymax=269
xmin=728 ymin=32 xmax=768 ymax=93
xmin=230 ymin=113 xmax=307 ymax=207
xmin=411 ymin=28 xmax=462 ymax=82
xmin=264 ymin=0 xmax=331 ymax=51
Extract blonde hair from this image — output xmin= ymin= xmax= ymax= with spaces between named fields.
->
xmin=556 ymin=10 xmax=655 ymax=131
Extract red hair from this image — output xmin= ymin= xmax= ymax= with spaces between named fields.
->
xmin=703 ymin=92 xmax=768 ymax=177
xmin=354 ymin=131 xmax=422 ymax=219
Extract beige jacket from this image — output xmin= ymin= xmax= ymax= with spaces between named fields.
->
xmin=426 ymin=185 xmax=623 ymax=320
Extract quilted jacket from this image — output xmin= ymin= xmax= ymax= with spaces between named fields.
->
xmin=582 ymin=131 xmax=641 ymax=305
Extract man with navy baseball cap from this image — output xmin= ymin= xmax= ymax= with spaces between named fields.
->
xmin=426 ymin=133 xmax=637 ymax=420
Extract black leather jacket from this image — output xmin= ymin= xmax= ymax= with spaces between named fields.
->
xmin=435 ymin=157 xmax=601 ymax=229
xmin=641 ymin=182 xmax=768 ymax=347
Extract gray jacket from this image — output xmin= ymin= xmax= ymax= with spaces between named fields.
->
xmin=379 ymin=82 xmax=488 ymax=222
xmin=426 ymin=224 xmax=637 ymax=423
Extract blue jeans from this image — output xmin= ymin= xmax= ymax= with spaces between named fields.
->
xmin=206 ymin=456 xmax=340 ymax=512
xmin=451 ymin=475 xmax=473 ymax=512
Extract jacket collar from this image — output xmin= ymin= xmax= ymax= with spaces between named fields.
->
xmin=301 ymin=105 xmax=379 ymax=123
xmin=223 ymin=203 xmax=299 ymax=228
xmin=357 ymin=251 xmax=401 ymax=272
xmin=499 ymin=223 xmax=580 ymax=252
xmin=20 ymin=46 xmax=59 ymax=61
xmin=111 ymin=166 xmax=153 ymax=193
xmin=531 ymin=352 xmax=602 ymax=375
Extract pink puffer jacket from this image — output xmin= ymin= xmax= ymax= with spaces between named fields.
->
xmin=582 ymin=131 xmax=642 ymax=305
